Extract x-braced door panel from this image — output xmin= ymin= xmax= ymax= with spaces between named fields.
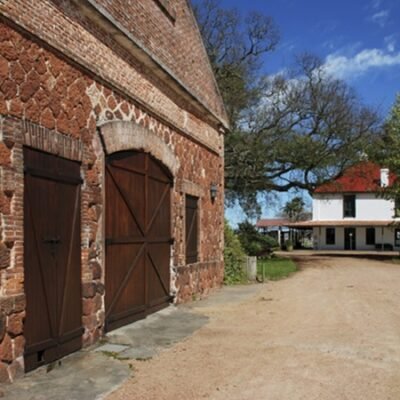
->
xmin=24 ymin=147 xmax=82 ymax=372
xmin=105 ymin=151 xmax=172 ymax=332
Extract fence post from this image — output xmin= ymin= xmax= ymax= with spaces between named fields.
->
xmin=246 ymin=256 xmax=257 ymax=281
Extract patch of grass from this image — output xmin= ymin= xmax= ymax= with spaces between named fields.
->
xmin=257 ymin=256 xmax=297 ymax=281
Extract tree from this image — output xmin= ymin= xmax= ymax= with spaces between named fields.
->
xmin=225 ymin=55 xmax=380 ymax=213
xmin=224 ymin=220 xmax=247 ymax=284
xmin=193 ymin=1 xmax=381 ymax=216
xmin=192 ymin=0 xmax=279 ymax=129
xmin=373 ymin=93 xmax=400 ymax=201
xmin=282 ymin=197 xmax=308 ymax=222
xmin=236 ymin=220 xmax=278 ymax=256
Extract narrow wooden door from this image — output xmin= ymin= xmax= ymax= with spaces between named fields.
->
xmin=344 ymin=228 xmax=356 ymax=250
xmin=105 ymin=151 xmax=172 ymax=332
xmin=24 ymin=148 xmax=82 ymax=372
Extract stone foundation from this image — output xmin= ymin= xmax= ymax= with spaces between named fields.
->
xmin=176 ymin=262 xmax=224 ymax=303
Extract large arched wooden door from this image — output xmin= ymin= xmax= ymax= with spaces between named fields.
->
xmin=105 ymin=151 xmax=173 ymax=332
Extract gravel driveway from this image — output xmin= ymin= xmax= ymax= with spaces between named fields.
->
xmin=107 ymin=255 xmax=400 ymax=400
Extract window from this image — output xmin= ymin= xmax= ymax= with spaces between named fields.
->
xmin=326 ymin=228 xmax=335 ymax=245
xmin=343 ymin=195 xmax=356 ymax=218
xmin=395 ymin=197 xmax=400 ymax=217
xmin=185 ymin=195 xmax=199 ymax=264
xmin=395 ymin=229 xmax=400 ymax=247
xmin=154 ymin=0 xmax=176 ymax=23
xmin=366 ymin=228 xmax=375 ymax=245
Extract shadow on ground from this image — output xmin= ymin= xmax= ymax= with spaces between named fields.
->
xmin=1 ymin=285 xmax=262 ymax=400
xmin=1 ymin=351 xmax=130 ymax=400
xmin=1 ymin=308 xmax=209 ymax=400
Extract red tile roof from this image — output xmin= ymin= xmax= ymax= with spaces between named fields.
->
xmin=314 ymin=162 xmax=396 ymax=194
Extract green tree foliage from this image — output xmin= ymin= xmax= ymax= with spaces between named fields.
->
xmin=374 ymin=93 xmax=400 ymax=201
xmin=225 ymin=55 xmax=380 ymax=214
xmin=236 ymin=220 xmax=278 ymax=256
xmin=224 ymin=220 xmax=247 ymax=284
xmin=193 ymin=1 xmax=381 ymax=217
xmin=282 ymin=196 xmax=309 ymax=222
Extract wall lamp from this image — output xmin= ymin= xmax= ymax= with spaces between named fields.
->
xmin=210 ymin=183 xmax=218 ymax=201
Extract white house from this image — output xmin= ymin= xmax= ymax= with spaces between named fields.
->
xmin=292 ymin=162 xmax=400 ymax=251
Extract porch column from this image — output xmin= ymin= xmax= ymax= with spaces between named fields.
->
xmin=278 ymin=227 xmax=282 ymax=248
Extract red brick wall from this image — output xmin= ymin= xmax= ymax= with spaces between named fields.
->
xmin=0 ymin=3 xmax=224 ymax=381
xmin=88 ymin=0 xmax=225 ymax=120
xmin=0 ymin=0 xmax=228 ymax=139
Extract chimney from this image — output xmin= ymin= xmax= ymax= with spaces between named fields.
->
xmin=380 ymin=168 xmax=389 ymax=187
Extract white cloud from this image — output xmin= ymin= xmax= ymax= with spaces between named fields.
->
xmin=387 ymin=42 xmax=395 ymax=52
xmin=370 ymin=0 xmax=383 ymax=9
xmin=384 ymin=34 xmax=397 ymax=53
xmin=323 ymin=48 xmax=400 ymax=79
xmin=369 ymin=9 xmax=390 ymax=27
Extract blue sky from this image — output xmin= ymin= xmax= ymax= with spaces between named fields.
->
xmin=199 ymin=0 xmax=400 ymax=225
xmin=217 ymin=0 xmax=400 ymax=114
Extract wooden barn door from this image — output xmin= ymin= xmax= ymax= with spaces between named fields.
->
xmin=24 ymin=148 xmax=82 ymax=372
xmin=105 ymin=151 xmax=172 ymax=332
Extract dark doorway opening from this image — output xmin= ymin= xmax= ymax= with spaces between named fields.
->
xmin=344 ymin=228 xmax=356 ymax=250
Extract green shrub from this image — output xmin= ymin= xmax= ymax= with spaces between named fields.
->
xmin=224 ymin=220 xmax=247 ymax=284
xmin=236 ymin=220 xmax=278 ymax=256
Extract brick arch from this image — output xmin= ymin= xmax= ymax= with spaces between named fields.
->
xmin=98 ymin=121 xmax=179 ymax=176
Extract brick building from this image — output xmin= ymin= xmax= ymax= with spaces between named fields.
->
xmin=0 ymin=0 xmax=228 ymax=381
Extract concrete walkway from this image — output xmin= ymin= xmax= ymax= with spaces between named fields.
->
xmin=1 ymin=285 xmax=261 ymax=400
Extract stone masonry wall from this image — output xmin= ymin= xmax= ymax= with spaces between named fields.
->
xmin=0 ymin=17 xmax=224 ymax=382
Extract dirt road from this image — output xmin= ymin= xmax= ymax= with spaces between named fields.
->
xmin=107 ymin=255 xmax=400 ymax=400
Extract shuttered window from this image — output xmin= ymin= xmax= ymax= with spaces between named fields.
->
xmin=343 ymin=195 xmax=356 ymax=217
xmin=395 ymin=197 xmax=400 ymax=217
xmin=154 ymin=0 xmax=176 ymax=22
xmin=395 ymin=229 xmax=400 ymax=247
xmin=185 ymin=195 xmax=199 ymax=264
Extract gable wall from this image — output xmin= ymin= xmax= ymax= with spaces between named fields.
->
xmin=0 ymin=0 xmax=226 ymax=151
xmin=91 ymin=0 xmax=226 ymax=121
